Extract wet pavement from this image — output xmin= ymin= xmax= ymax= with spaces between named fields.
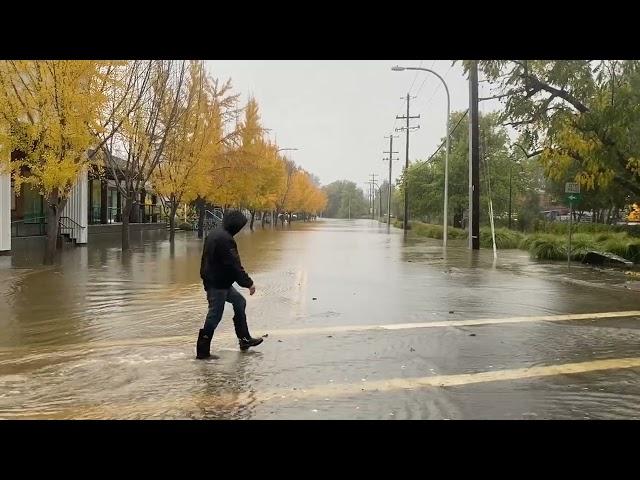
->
xmin=1 ymin=219 xmax=640 ymax=419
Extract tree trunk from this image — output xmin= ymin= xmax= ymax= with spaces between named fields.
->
xmin=197 ymin=197 xmax=205 ymax=239
xmin=169 ymin=205 xmax=177 ymax=244
xmin=122 ymin=195 xmax=133 ymax=252
xmin=43 ymin=189 xmax=63 ymax=265
xmin=249 ymin=210 xmax=255 ymax=231
xmin=261 ymin=211 xmax=266 ymax=228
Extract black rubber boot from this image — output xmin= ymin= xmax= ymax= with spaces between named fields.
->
xmin=196 ymin=329 xmax=212 ymax=359
xmin=239 ymin=336 xmax=264 ymax=351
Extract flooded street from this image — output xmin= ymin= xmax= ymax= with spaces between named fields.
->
xmin=1 ymin=219 xmax=640 ymax=419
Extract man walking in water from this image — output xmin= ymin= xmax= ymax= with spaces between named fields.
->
xmin=197 ymin=210 xmax=264 ymax=359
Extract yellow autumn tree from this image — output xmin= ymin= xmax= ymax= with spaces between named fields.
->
xmin=224 ymin=97 xmax=264 ymax=213
xmin=285 ymin=169 xmax=327 ymax=221
xmin=275 ymin=156 xmax=298 ymax=226
xmin=189 ymin=78 xmax=239 ymax=238
xmin=153 ymin=61 xmax=237 ymax=242
xmin=0 ymin=60 xmax=120 ymax=264
xmin=253 ymin=140 xmax=286 ymax=228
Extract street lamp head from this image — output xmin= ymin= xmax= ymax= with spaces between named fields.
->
xmin=391 ymin=66 xmax=405 ymax=72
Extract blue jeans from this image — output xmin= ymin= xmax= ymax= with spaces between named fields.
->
xmin=203 ymin=286 xmax=251 ymax=339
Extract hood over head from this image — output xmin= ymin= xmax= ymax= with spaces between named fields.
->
xmin=223 ymin=210 xmax=247 ymax=236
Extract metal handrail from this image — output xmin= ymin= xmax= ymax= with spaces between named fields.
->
xmin=59 ymin=216 xmax=86 ymax=229
xmin=205 ymin=210 xmax=223 ymax=223
xmin=203 ymin=209 xmax=223 ymax=231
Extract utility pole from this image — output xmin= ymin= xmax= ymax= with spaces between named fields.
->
xmin=364 ymin=182 xmax=372 ymax=218
xmin=383 ymin=134 xmax=399 ymax=228
xmin=396 ymin=94 xmax=420 ymax=234
xmin=370 ymin=180 xmax=382 ymax=220
xmin=468 ymin=61 xmax=480 ymax=250
xmin=369 ymin=173 xmax=379 ymax=220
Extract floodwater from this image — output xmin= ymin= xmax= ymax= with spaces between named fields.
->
xmin=1 ymin=219 xmax=640 ymax=419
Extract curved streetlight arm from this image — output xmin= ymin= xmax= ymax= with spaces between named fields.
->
xmin=392 ymin=65 xmax=451 ymax=247
xmin=395 ymin=67 xmax=450 ymax=105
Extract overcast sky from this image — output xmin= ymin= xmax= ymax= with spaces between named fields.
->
xmin=205 ymin=60 xmax=502 ymax=188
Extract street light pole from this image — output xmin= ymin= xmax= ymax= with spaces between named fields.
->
xmin=392 ymin=65 xmax=450 ymax=247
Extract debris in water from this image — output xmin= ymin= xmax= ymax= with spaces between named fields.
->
xmin=449 ymin=311 xmax=455 ymax=314
xmin=312 ymin=297 xmax=317 ymax=300
xmin=312 ymin=409 xmax=318 ymax=413
xmin=278 ymin=340 xmax=283 ymax=342
xmin=327 ymin=335 xmax=333 ymax=338
xmin=469 ymin=333 xmax=476 ymax=337
xmin=410 ymin=347 xmax=415 ymax=352
xmin=262 ymin=334 xmax=269 ymax=338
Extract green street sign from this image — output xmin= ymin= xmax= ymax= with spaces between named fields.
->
xmin=564 ymin=193 xmax=583 ymax=205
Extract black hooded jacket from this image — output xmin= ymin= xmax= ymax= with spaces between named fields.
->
xmin=200 ymin=210 xmax=254 ymax=290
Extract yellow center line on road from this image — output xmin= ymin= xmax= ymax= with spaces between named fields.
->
xmin=257 ymin=356 xmax=640 ymax=402
xmin=4 ymin=355 xmax=640 ymax=419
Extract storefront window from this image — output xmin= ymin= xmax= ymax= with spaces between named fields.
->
xmin=90 ymin=179 xmax=101 ymax=224
xmin=23 ymin=184 xmax=43 ymax=222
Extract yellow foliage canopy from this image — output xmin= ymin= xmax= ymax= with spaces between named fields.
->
xmin=0 ymin=60 xmax=117 ymax=198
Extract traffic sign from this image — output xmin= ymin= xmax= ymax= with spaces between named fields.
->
xmin=565 ymin=182 xmax=580 ymax=194
xmin=564 ymin=192 xmax=583 ymax=204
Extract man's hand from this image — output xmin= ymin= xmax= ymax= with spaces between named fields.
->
xmin=249 ymin=284 xmax=256 ymax=296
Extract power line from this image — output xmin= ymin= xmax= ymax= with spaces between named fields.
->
xmin=408 ymin=60 xmax=424 ymax=95
xmin=415 ymin=109 xmax=468 ymax=166
xmin=419 ymin=62 xmax=454 ymax=109
xmin=391 ymin=60 xmax=425 ymax=140
xmin=413 ymin=60 xmax=437 ymax=97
